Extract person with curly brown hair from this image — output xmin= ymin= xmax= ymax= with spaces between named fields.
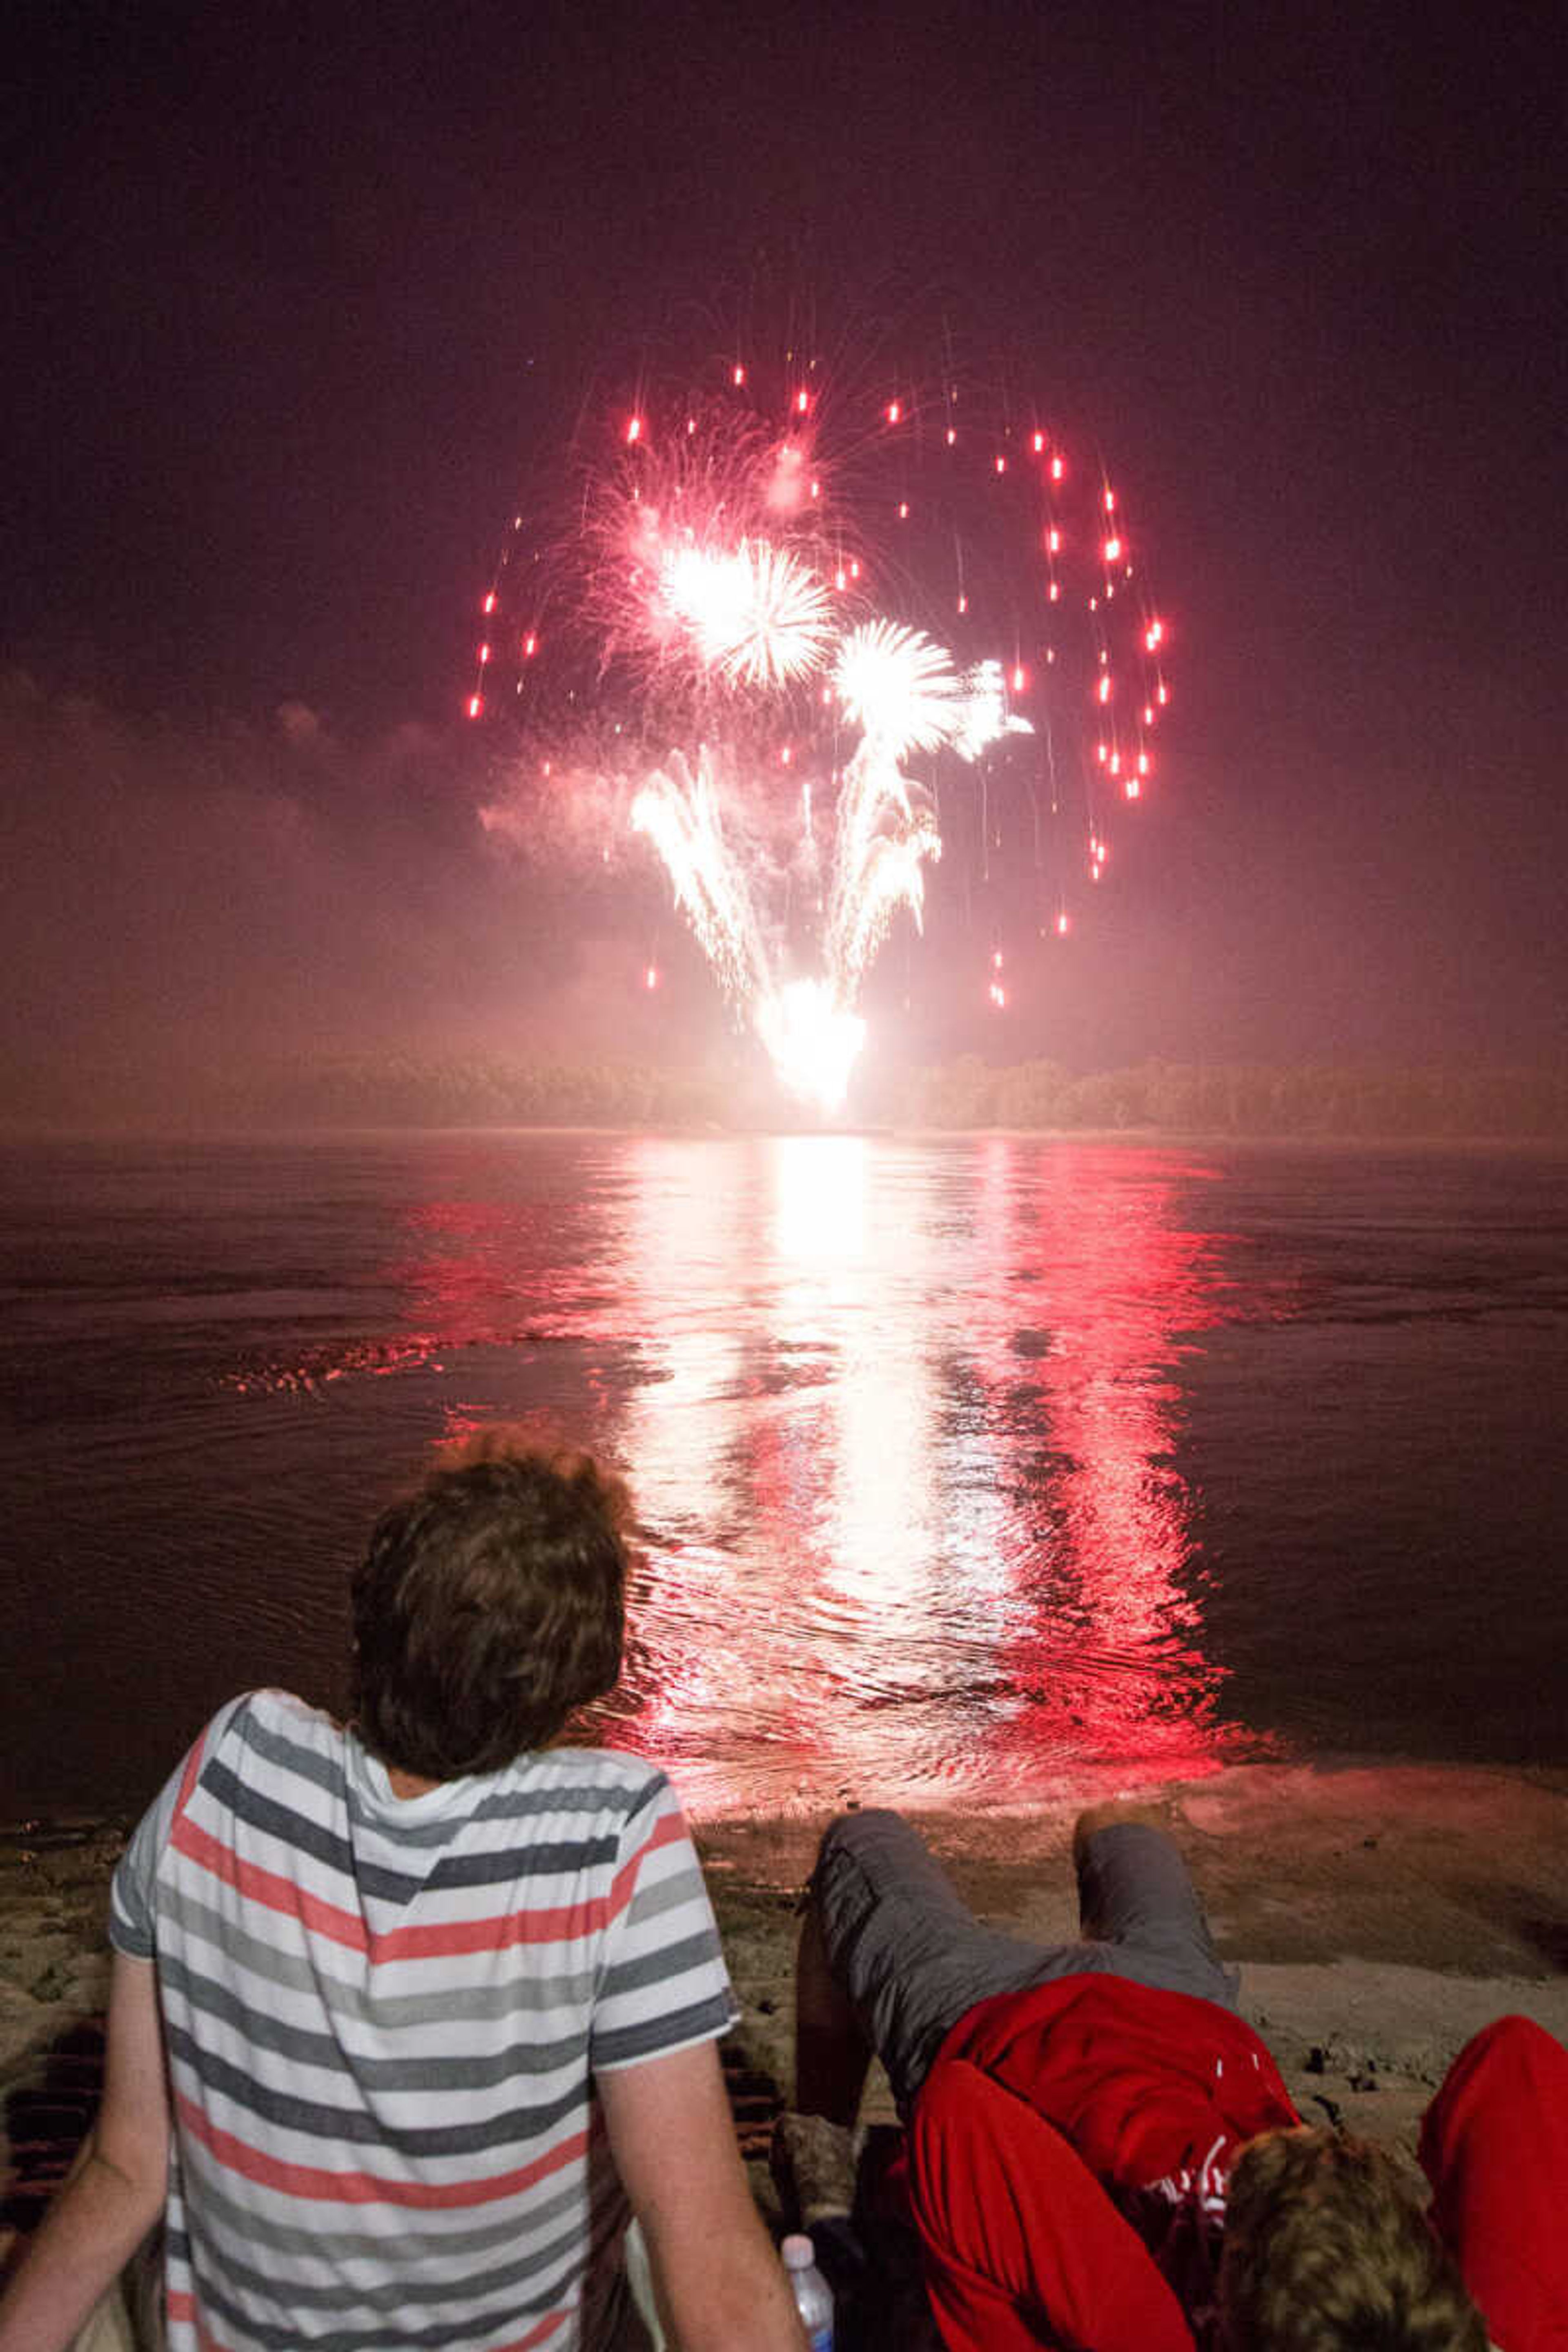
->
xmin=1 ymin=1437 xmax=805 ymax=2352
xmin=1218 ymin=2126 xmax=1484 ymax=2352
xmin=796 ymin=1804 xmax=1564 ymax=2350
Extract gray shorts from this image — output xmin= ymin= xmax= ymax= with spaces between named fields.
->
xmin=809 ymin=1808 xmax=1239 ymax=2114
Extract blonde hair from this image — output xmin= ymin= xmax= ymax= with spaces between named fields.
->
xmin=1219 ymin=2126 xmax=1486 ymax=2352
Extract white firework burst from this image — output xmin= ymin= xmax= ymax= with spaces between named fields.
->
xmin=949 ymin=658 xmax=1036 ymax=763
xmin=630 ymin=749 xmax=769 ymax=1007
xmin=833 ymin=621 xmax=962 ymax=759
xmin=661 ymin=539 xmax=835 ymax=687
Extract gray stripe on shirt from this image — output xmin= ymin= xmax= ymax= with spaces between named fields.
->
xmin=591 ymin=1989 xmax=735 ymax=2071
xmin=176 ymin=2256 xmax=570 ymax=2352
xmin=165 ymin=2025 xmax=587 ymax=2157
xmin=600 ymin=1927 xmax=726 ymax=2003
xmin=159 ymin=1951 xmax=590 ymax=2091
xmin=169 ymin=2193 xmax=594 ymax=2318
xmin=171 ymin=2156 xmax=594 ymax=2270
xmin=155 ymin=1880 xmax=600 ymax=2020
xmin=201 ymin=1754 xmax=625 ymax=1902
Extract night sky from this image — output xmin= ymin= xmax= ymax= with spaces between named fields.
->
xmin=5 ymin=1 xmax=1565 ymax=1108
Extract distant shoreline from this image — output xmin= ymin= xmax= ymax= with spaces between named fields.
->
xmin=4 ymin=1122 xmax=1568 ymax=1151
xmin=4 ymin=1049 xmax=1565 ymax=1145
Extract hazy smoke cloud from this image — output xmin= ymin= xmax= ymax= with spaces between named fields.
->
xmin=0 ymin=671 xmax=700 ymax=1122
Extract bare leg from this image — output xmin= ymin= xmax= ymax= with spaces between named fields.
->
xmin=794 ymin=1902 xmax=874 ymax=2127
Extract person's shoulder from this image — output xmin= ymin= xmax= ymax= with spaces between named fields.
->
xmin=203 ymin=1688 xmax=345 ymax=1780
xmin=210 ymin=1686 xmax=332 ymax=1739
xmin=505 ymin=1745 xmax=681 ymax=1827
xmin=530 ymin=1745 xmax=671 ymax=1797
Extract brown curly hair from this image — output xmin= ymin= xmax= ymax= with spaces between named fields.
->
xmin=350 ymin=1433 xmax=632 ymax=1780
xmin=1218 ymin=2125 xmax=1486 ymax=2352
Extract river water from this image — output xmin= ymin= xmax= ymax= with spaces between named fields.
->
xmin=3 ymin=1133 xmax=1565 ymax=1822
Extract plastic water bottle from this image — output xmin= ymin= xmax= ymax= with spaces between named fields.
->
xmin=782 ymin=2233 xmax=834 ymax=2351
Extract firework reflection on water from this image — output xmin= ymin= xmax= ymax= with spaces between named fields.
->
xmin=8 ymin=1133 xmax=1568 ymax=1822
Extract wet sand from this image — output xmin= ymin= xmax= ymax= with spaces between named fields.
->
xmin=6 ymin=1760 xmax=1568 ymax=2270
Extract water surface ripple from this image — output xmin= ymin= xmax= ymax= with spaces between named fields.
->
xmin=3 ymin=1134 xmax=1565 ymax=1819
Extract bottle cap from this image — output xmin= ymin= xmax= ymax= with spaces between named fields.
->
xmin=781 ymin=2234 xmax=815 ymax=2269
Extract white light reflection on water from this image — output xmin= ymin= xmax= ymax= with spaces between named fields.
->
xmin=1 ymin=1133 xmax=1256 ymax=1820
xmin=559 ymin=1134 xmax=1233 ymax=1811
xmin=8 ymin=1133 xmax=1566 ymax=1823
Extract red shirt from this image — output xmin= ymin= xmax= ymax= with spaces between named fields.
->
xmin=1419 ymin=2014 xmax=1568 ymax=2352
xmin=906 ymin=1973 xmax=1299 ymax=2352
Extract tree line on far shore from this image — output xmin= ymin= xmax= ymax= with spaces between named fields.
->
xmin=874 ymin=1054 xmax=1568 ymax=1138
xmin=16 ymin=1049 xmax=1559 ymax=1138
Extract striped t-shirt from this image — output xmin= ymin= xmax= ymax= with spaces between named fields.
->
xmin=110 ymin=1690 xmax=737 ymax=2352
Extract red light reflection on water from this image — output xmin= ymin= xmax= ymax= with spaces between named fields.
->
xmin=958 ymin=1139 xmax=1227 ymax=1778
xmin=338 ymin=1138 xmax=1241 ymax=1809
xmin=619 ymin=1137 xmax=1235 ymax=1804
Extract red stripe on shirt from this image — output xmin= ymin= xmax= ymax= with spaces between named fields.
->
xmin=172 ymin=1783 xmax=688 ymax=1961
xmin=197 ymin=2307 xmax=229 ymax=2352
xmin=163 ymin=2290 xmax=232 ymax=2352
xmin=175 ymin=2089 xmax=590 ymax=2208
xmin=170 ymin=1814 xmax=370 ymax=1952
xmin=491 ymin=2313 xmax=571 ymax=2352
xmin=607 ymin=1805 xmax=687 ymax=1918
xmin=368 ymin=1804 xmax=690 ymax=1961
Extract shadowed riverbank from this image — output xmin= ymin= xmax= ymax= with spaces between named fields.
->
xmin=7 ymin=1759 xmax=1568 ymax=2274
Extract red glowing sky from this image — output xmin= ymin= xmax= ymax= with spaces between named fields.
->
xmin=3 ymin=3 xmax=1563 ymax=1106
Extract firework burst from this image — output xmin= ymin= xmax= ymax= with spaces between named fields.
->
xmin=659 ymin=540 xmax=835 ymax=688
xmin=474 ymin=347 xmax=1173 ymax=1112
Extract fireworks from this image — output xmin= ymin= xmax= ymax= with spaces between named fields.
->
xmin=475 ymin=350 xmax=1172 ymax=1112
xmin=659 ymin=541 xmax=835 ymax=687
xmin=754 ymin=981 xmax=866 ymax=1115
xmin=833 ymin=621 xmax=965 ymax=759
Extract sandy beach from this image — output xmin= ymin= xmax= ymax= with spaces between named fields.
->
xmin=6 ymin=1755 xmax=1568 ymax=2287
